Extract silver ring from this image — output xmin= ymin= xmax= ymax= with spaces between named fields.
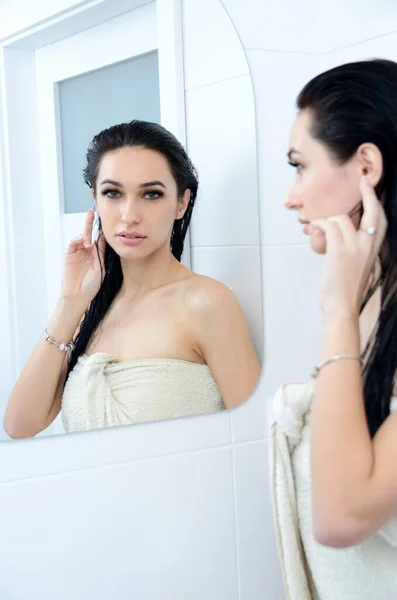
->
xmin=361 ymin=226 xmax=376 ymax=236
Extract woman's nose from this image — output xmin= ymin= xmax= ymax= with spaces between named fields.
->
xmin=121 ymin=198 xmax=141 ymax=224
xmin=284 ymin=191 xmax=302 ymax=211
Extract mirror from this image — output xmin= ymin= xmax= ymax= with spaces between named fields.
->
xmin=0 ymin=0 xmax=262 ymax=440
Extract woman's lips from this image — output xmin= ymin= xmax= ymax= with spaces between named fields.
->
xmin=298 ymin=218 xmax=310 ymax=235
xmin=118 ymin=234 xmax=146 ymax=246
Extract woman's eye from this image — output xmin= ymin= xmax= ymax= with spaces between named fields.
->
xmin=103 ymin=189 xmax=120 ymax=199
xmin=288 ymin=161 xmax=303 ymax=174
xmin=144 ymin=191 xmax=163 ymax=200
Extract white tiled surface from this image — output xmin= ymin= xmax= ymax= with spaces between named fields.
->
xmin=0 ymin=408 xmax=232 ymax=484
xmin=230 ymin=373 xmax=268 ymax=444
xmin=261 ymin=244 xmax=323 ymax=394
xmin=221 ymin=0 xmax=318 ymax=53
xmin=182 ymin=0 xmax=249 ymax=90
xmin=247 ymin=50 xmax=321 ymax=247
xmin=233 ymin=441 xmax=285 ymax=600
xmin=313 ymin=1 xmax=397 ymax=53
xmin=222 ymin=0 xmax=397 ymax=55
xmin=186 ymin=74 xmax=259 ymax=247
xmin=320 ymin=30 xmax=397 ymax=71
xmin=0 ymin=447 xmax=238 ymax=600
xmin=191 ymin=245 xmax=263 ymax=358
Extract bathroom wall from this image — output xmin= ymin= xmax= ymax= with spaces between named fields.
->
xmin=1 ymin=1 xmax=397 ymax=599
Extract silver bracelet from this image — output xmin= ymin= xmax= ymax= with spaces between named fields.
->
xmin=311 ymin=354 xmax=362 ymax=378
xmin=43 ymin=329 xmax=75 ymax=353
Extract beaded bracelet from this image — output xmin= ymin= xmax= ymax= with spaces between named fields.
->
xmin=43 ymin=329 xmax=75 ymax=353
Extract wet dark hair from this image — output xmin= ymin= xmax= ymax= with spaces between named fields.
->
xmin=65 ymin=120 xmax=198 ymax=383
xmin=297 ymin=59 xmax=397 ymax=437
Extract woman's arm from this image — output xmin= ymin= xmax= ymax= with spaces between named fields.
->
xmin=309 ymin=176 xmax=397 ymax=548
xmin=3 ymin=299 xmax=86 ymax=439
xmin=310 ymin=312 xmax=397 ymax=547
xmin=4 ymin=213 xmax=105 ymax=439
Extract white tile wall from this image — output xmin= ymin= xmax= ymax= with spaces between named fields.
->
xmin=0 ymin=447 xmax=238 ymax=600
xmin=233 ymin=441 xmax=284 ymax=600
xmin=182 ymin=0 xmax=249 ymax=90
xmin=0 ymin=408 xmax=232 ymax=484
xmin=261 ymin=244 xmax=323 ymax=394
xmin=186 ymin=74 xmax=260 ymax=247
xmin=320 ymin=29 xmax=397 ymax=71
xmin=314 ymin=0 xmax=397 ymax=53
xmin=246 ymin=50 xmax=321 ymax=247
xmin=230 ymin=374 xmax=268 ymax=444
xmin=221 ymin=0 xmax=318 ymax=53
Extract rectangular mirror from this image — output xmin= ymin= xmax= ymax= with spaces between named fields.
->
xmin=0 ymin=0 xmax=262 ymax=441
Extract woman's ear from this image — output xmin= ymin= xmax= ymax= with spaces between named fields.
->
xmin=357 ymin=143 xmax=383 ymax=187
xmin=176 ymin=189 xmax=191 ymax=220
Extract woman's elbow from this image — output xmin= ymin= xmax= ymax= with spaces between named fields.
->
xmin=3 ymin=413 xmax=36 ymax=439
xmin=313 ymin=513 xmax=365 ymax=548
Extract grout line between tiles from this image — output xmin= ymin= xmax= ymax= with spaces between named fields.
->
xmin=185 ymin=72 xmax=250 ymax=93
xmin=245 ymin=28 xmax=397 ymax=56
xmin=318 ymin=28 xmax=397 ymax=54
xmin=245 ymin=47 xmax=318 ymax=56
xmin=0 ymin=437 xmax=270 ymax=488
xmin=231 ymin=444 xmax=242 ymax=600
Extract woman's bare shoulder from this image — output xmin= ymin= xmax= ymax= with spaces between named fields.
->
xmin=180 ymin=272 xmax=236 ymax=314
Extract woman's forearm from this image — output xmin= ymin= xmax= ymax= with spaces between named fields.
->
xmin=3 ymin=298 xmax=86 ymax=438
xmin=311 ymin=313 xmax=375 ymax=536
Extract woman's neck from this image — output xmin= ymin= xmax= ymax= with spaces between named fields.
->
xmin=119 ymin=248 xmax=182 ymax=299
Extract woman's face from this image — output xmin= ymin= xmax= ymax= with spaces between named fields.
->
xmin=285 ymin=109 xmax=362 ymax=254
xmin=94 ymin=146 xmax=190 ymax=260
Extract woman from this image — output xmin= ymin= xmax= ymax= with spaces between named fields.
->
xmin=4 ymin=120 xmax=260 ymax=437
xmin=271 ymin=59 xmax=397 ymax=599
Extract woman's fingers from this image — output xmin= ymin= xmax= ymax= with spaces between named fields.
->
xmin=67 ymin=235 xmax=85 ymax=254
xmin=308 ymin=219 xmax=344 ymax=251
xmin=83 ymin=209 xmax=95 ymax=248
xmin=326 ymin=214 xmax=357 ymax=248
xmin=359 ymin=176 xmax=381 ymax=232
xmin=358 ymin=175 xmax=387 ymax=246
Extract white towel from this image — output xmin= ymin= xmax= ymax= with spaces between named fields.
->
xmin=269 ymin=383 xmax=397 ymax=600
xmin=269 ymin=382 xmax=316 ymax=600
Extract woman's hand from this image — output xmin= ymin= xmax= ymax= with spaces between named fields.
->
xmin=62 ymin=209 xmax=106 ymax=304
xmin=308 ymin=176 xmax=387 ymax=318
